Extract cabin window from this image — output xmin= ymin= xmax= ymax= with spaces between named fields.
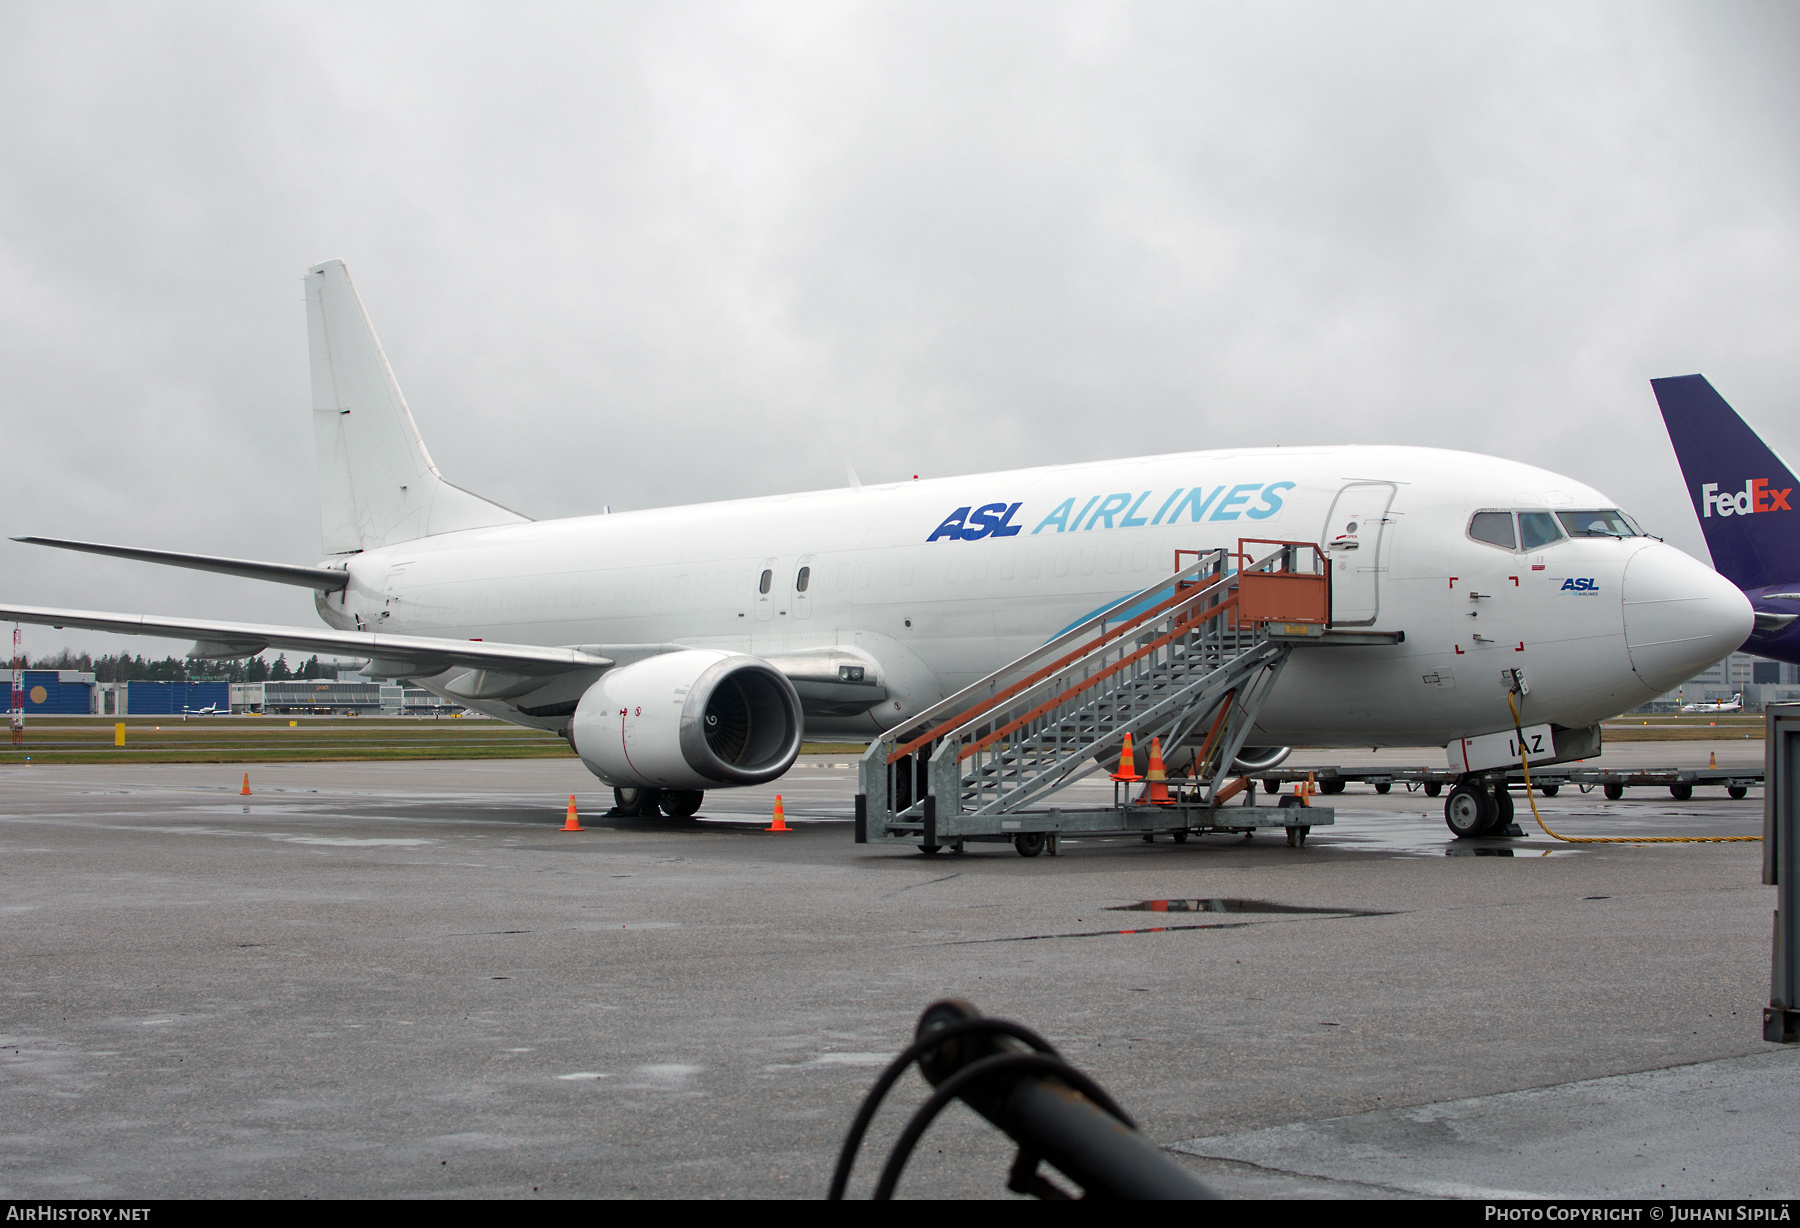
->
xmin=758 ymin=569 xmax=772 ymax=594
xmin=795 ymin=566 xmax=811 ymax=593
xmin=1557 ymin=509 xmax=1637 ymax=539
xmin=1468 ymin=511 xmax=1515 ymax=550
xmin=1518 ymin=512 xmax=1565 ymax=550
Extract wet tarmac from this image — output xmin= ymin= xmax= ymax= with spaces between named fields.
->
xmin=0 ymin=743 xmax=1789 ymax=1199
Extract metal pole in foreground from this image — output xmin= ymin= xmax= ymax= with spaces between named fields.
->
xmin=1765 ymin=704 xmax=1799 ymax=1043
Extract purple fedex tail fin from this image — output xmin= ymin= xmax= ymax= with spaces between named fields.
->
xmin=1652 ymin=374 xmax=1800 ymax=590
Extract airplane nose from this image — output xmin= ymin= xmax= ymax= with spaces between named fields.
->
xmin=1621 ymin=544 xmax=1754 ymax=693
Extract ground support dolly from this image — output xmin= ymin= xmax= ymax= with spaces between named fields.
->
xmin=876 ymin=799 xmax=1335 ymax=857
xmin=1250 ymin=763 xmax=1763 ymax=801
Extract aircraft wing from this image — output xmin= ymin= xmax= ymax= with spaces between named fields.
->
xmin=0 ymin=603 xmax=611 ymax=677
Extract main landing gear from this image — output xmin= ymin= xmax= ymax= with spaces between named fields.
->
xmin=613 ymin=787 xmax=705 ymax=818
xmin=1443 ymin=780 xmax=1517 ymax=838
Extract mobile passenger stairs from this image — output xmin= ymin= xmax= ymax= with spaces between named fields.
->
xmin=855 ymin=540 xmax=1402 ymax=857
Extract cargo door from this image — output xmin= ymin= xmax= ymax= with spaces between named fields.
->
xmin=1321 ymin=482 xmax=1396 ymax=625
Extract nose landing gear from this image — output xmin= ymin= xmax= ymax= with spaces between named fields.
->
xmin=1443 ymin=781 xmax=1517 ymax=838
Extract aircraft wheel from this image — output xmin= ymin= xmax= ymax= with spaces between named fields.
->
xmin=613 ymin=786 xmax=662 ymax=817
xmin=1424 ymin=782 xmax=1443 ymax=797
xmin=1263 ymin=778 xmax=1281 ymax=794
xmin=1728 ymin=786 xmax=1748 ymax=799
xmin=1444 ymin=783 xmax=1497 ymax=838
xmin=1539 ymin=784 xmax=1560 ymax=797
xmin=1603 ymin=783 xmax=1624 ymax=800
xmin=1493 ymin=785 xmax=1515 ymax=824
xmin=1014 ymin=832 xmax=1046 ymax=858
xmin=1374 ymin=782 xmax=1391 ymax=795
xmin=659 ymin=790 xmax=704 ymax=819
xmin=1670 ymin=783 xmax=1693 ymax=801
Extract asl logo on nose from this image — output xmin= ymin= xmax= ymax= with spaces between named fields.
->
xmin=1561 ymin=577 xmax=1598 ymax=592
xmin=1703 ymin=479 xmax=1793 ymax=517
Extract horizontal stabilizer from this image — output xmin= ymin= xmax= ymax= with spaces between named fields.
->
xmin=0 ymin=602 xmax=612 ymax=677
xmin=13 ymin=537 xmax=349 ymax=591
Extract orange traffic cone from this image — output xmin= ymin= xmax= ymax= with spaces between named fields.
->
xmin=1111 ymin=732 xmax=1142 ymax=782
xmin=240 ymin=773 xmax=251 ymax=796
xmin=767 ymin=795 xmax=791 ymax=832
xmin=1141 ymin=736 xmax=1174 ymax=805
xmin=1708 ymin=751 xmax=1717 ymax=769
xmin=562 ymin=795 xmax=583 ymax=832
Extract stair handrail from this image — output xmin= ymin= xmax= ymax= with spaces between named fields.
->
xmin=953 ymin=585 xmax=1247 ymax=763
xmin=882 ymin=550 xmax=1236 ymax=764
xmin=910 ymin=543 xmax=1296 ymax=761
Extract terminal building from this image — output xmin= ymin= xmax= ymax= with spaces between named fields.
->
xmin=1653 ymin=651 xmax=1800 ymax=710
xmin=230 ymin=674 xmax=463 ymax=716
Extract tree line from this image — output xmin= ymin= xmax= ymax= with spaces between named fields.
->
xmin=12 ymin=651 xmax=358 ymax=683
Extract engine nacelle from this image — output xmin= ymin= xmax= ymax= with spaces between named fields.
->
xmin=1232 ymin=745 xmax=1291 ymax=772
xmin=569 ymin=650 xmax=804 ymax=790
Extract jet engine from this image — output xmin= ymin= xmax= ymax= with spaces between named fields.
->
xmin=569 ymin=650 xmax=804 ymax=790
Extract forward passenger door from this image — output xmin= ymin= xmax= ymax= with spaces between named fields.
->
xmin=1321 ymin=483 xmax=1396 ymax=625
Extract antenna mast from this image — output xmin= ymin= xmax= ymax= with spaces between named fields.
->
xmin=10 ymin=622 xmax=22 ymax=745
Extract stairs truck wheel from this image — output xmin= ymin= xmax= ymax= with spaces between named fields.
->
xmin=659 ymin=790 xmax=704 ymax=818
xmin=1171 ymin=830 xmax=1188 ymax=844
xmin=1728 ymin=786 xmax=1749 ymax=799
xmin=1374 ymin=782 xmax=1391 ymax=795
xmin=1286 ymin=825 xmax=1310 ymax=847
xmin=1444 ymin=783 xmax=1497 ymax=838
xmin=1539 ymin=784 xmax=1560 ymax=797
xmin=919 ymin=844 xmax=943 ymax=856
xmin=1263 ymin=778 xmax=1281 ymax=794
xmin=1424 ymin=781 xmax=1443 ymax=797
xmin=1670 ymin=783 xmax=1694 ymax=801
xmin=1013 ymin=832 xmax=1046 ymax=858
xmin=1603 ymin=783 xmax=1624 ymax=800
xmin=613 ymin=787 xmax=661 ymax=817
xmin=1320 ymin=779 xmax=1346 ymax=795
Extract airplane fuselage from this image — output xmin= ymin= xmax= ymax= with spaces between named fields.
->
xmin=317 ymin=443 xmax=1750 ymax=751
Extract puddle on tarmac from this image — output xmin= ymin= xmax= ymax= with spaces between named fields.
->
xmin=1110 ymin=898 xmax=1381 ymax=915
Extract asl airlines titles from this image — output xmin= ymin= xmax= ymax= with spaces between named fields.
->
xmin=927 ymin=482 xmax=1298 ymax=543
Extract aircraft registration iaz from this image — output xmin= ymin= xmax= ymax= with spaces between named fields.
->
xmin=3 ymin=261 xmax=1752 ymax=834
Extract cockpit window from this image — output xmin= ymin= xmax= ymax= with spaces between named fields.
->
xmin=1518 ymin=512 xmax=1565 ymax=550
xmin=1469 ymin=511 xmax=1516 ymax=549
xmin=1557 ymin=509 xmax=1638 ymax=539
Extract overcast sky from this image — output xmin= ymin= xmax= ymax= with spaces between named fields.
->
xmin=2 ymin=1 xmax=1796 ymax=660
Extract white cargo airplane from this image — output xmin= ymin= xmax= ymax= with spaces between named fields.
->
xmin=5 ymin=261 xmax=1752 ymax=833
xmin=1680 ymin=693 xmax=1743 ymax=714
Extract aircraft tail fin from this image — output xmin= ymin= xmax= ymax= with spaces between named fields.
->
xmin=306 ymin=260 xmax=529 ymax=555
xmin=1652 ymin=374 xmax=1800 ymax=590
